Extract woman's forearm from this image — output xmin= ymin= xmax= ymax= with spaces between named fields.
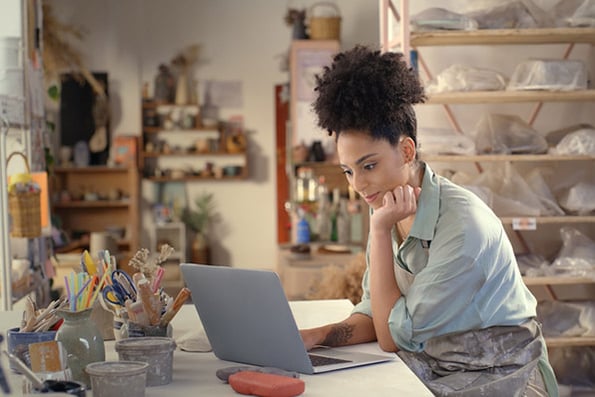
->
xmin=369 ymin=228 xmax=401 ymax=352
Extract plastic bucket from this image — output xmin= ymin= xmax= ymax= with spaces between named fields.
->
xmin=115 ymin=337 xmax=176 ymax=386
xmin=6 ymin=327 xmax=57 ymax=372
xmin=85 ymin=361 xmax=148 ymax=397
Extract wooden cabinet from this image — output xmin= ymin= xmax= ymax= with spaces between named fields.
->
xmin=380 ymin=0 xmax=595 ymax=351
xmin=140 ymin=101 xmax=248 ymax=182
xmin=51 ymin=165 xmax=140 ymax=256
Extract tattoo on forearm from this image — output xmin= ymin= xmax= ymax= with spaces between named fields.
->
xmin=322 ymin=323 xmax=354 ymax=347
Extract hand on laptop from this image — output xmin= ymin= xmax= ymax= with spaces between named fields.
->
xmin=299 ymin=328 xmax=322 ymax=351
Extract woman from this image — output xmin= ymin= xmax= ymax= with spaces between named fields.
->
xmin=300 ymin=45 xmax=558 ymax=397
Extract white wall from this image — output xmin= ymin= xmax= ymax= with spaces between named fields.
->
xmin=0 ymin=0 xmax=22 ymax=37
xmin=45 ymin=0 xmax=595 ymax=268
xmin=47 ymin=0 xmax=379 ymax=269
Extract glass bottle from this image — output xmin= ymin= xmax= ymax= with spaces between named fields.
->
xmin=315 ymin=176 xmax=331 ymax=241
xmin=295 ymin=167 xmax=317 ymax=203
xmin=55 ymin=308 xmax=106 ymax=388
xmin=337 ymin=198 xmax=351 ymax=244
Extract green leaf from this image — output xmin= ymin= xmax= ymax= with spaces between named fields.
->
xmin=47 ymin=85 xmax=60 ymax=101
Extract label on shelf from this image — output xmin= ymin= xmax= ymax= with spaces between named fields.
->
xmin=512 ymin=217 xmax=537 ymax=231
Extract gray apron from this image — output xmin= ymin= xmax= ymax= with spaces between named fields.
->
xmin=393 ymin=265 xmax=554 ymax=397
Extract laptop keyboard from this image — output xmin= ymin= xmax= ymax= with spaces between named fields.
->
xmin=309 ymin=353 xmax=352 ymax=367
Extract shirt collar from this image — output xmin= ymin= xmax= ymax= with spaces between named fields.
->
xmin=409 ymin=162 xmax=440 ymax=242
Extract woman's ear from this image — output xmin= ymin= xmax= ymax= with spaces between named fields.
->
xmin=400 ymin=136 xmax=416 ymax=163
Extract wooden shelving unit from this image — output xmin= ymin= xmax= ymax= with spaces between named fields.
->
xmin=51 ymin=166 xmax=140 ymax=255
xmin=140 ymin=101 xmax=249 ymax=182
xmin=380 ymin=1 xmax=595 ymax=351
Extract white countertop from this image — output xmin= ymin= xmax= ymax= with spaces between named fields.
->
xmin=1 ymin=299 xmax=433 ymax=396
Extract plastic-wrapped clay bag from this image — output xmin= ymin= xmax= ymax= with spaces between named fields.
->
xmin=425 ymin=64 xmax=507 ymax=94
xmin=465 ymin=163 xmax=546 ymax=216
xmin=417 ymin=127 xmax=476 ymax=156
xmin=410 ymin=7 xmax=478 ymax=31
xmin=549 ymin=227 xmax=595 ymax=276
xmin=537 ymin=300 xmax=595 ymax=338
xmin=558 ymin=181 xmax=595 ymax=214
xmin=472 ymin=113 xmax=548 ymax=154
xmin=550 ymin=127 xmax=595 ymax=155
xmin=507 ymin=59 xmax=588 ymax=91
xmin=568 ymin=0 xmax=595 ymax=26
xmin=466 ymin=0 xmax=551 ymax=29
xmin=517 ymin=253 xmax=550 ymax=276
xmin=524 ymin=168 xmax=565 ymax=216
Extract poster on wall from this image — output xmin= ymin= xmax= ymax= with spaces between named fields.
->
xmin=290 ymin=40 xmax=340 ymax=147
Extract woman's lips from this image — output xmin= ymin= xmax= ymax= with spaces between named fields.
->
xmin=364 ymin=192 xmax=378 ymax=204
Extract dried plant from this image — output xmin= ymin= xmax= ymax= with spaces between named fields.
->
xmin=306 ymin=252 xmax=366 ymax=304
xmin=284 ymin=8 xmax=306 ymax=26
xmin=128 ymin=244 xmax=175 ymax=280
xmin=42 ymin=2 xmax=105 ymax=96
xmin=171 ymin=44 xmax=201 ymax=72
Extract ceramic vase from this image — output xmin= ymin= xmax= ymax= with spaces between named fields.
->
xmin=55 ymin=308 xmax=105 ymax=388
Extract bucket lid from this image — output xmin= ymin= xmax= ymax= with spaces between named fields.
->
xmin=85 ymin=361 xmax=149 ymax=377
xmin=115 ymin=336 xmax=177 ymax=353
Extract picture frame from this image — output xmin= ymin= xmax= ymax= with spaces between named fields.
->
xmin=112 ymin=135 xmax=138 ymax=166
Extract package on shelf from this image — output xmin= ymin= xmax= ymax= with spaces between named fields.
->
xmin=507 ymin=59 xmax=588 ymax=91
xmin=453 ymin=163 xmax=566 ymax=217
xmin=549 ymin=126 xmax=595 ymax=156
xmin=410 ymin=7 xmax=478 ymax=31
xmin=417 ymin=127 xmax=476 ymax=156
xmin=425 ymin=64 xmax=508 ymax=94
xmin=472 ymin=113 xmax=548 ymax=154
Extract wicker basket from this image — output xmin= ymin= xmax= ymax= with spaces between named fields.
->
xmin=7 ymin=152 xmax=41 ymax=238
xmin=308 ymin=2 xmax=341 ymax=40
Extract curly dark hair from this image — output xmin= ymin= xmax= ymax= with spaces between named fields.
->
xmin=313 ymin=45 xmax=425 ymax=146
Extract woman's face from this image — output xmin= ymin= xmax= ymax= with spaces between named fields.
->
xmin=337 ymin=130 xmax=412 ymax=210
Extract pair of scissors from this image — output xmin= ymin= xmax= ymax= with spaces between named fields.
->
xmin=102 ymin=270 xmax=137 ymax=306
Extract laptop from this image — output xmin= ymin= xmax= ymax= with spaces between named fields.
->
xmin=180 ymin=263 xmax=395 ymax=374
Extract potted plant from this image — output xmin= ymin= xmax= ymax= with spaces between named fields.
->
xmin=180 ymin=192 xmax=218 ymax=263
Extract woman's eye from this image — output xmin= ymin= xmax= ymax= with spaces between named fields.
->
xmin=363 ymin=163 xmax=376 ymax=171
xmin=342 ymin=169 xmax=353 ymax=176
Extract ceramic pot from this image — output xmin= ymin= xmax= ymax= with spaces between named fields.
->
xmin=55 ymin=308 xmax=105 ymax=388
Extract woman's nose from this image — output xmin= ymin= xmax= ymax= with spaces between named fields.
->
xmin=351 ymin=172 xmax=366 ymax=194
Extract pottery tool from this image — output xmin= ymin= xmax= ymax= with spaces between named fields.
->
xmin=137 ymin=279 xmax=161 ymax=325
xmin=3 ymin=350 xmax=44 ymax=390
xmin=0 ymin=336 xmax=9 ymax=394
xmin=160 ymin=287 xmax=191 ymax=327
xmin=83 ymin=250 xmax=97 ymax=275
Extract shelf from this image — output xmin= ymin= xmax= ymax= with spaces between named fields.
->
xmin=544 ymin=336 xmax=595 ymax=348
xmin=52 ymin=200 xmax=131 ymax=209
xmin=142 ymin=101 xmax=199 ymax=109
xmin=523 ymin=276 xmax=595 ymax=286
xmin=500 ymin=216 xmax=595 ymax=225
xmin=142 ymin=151 xmax=245 ymax=157
xmin=426 ymin=90 xmax=595 ymax=104
xmin=51 ymin=165 xmax=140 ymax=253
xmin=54 ymin=166 xmax=131 ymax=174
xmin=410 ymin=27 xmax=595 ymax=47
xmin=145 ymin=175 xmax=248 ymax=182
xmin=422 ymin=154 xmax=594 ymax=162
xmin=143 ymin=127 xmax=216 ymax=134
